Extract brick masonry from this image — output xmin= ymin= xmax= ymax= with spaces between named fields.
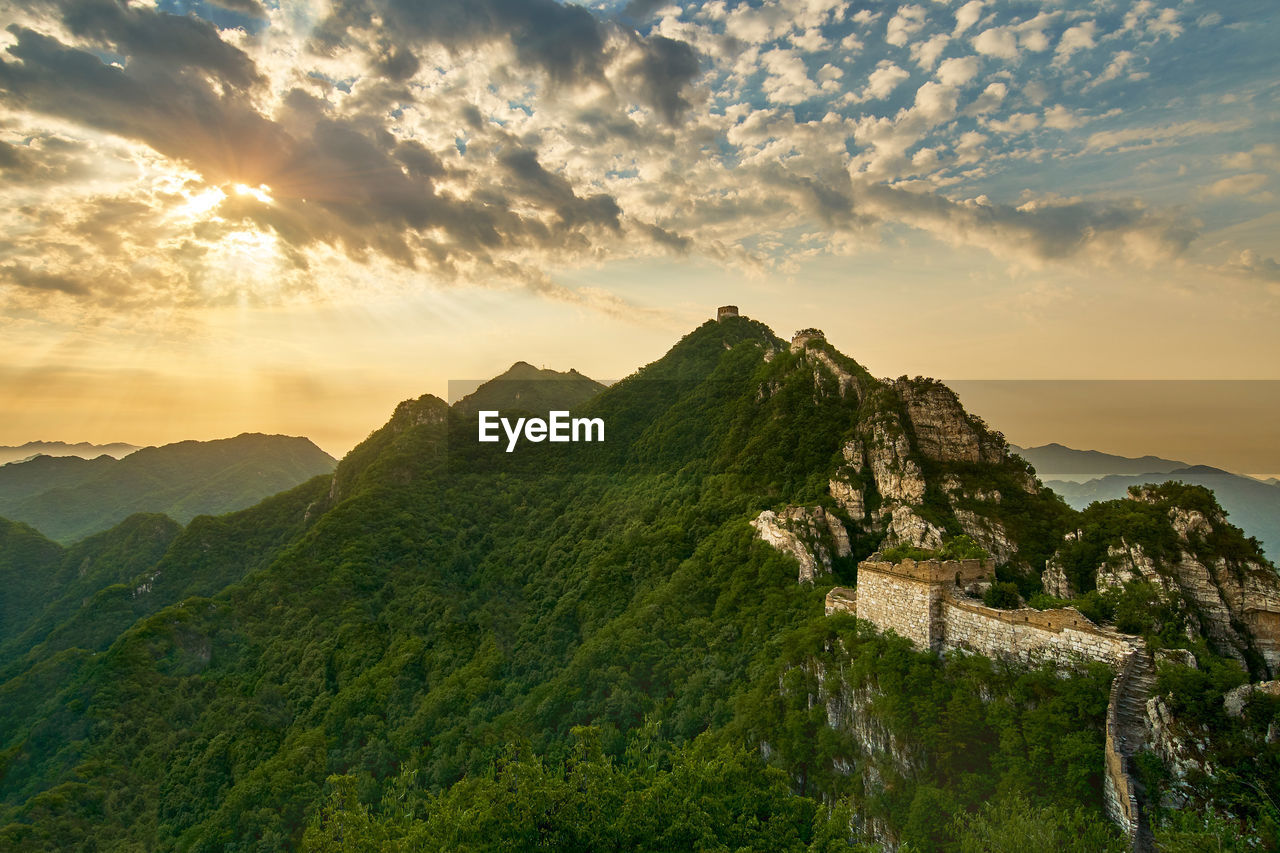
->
xmin=824 ymin=557 xmax=1150 ymax=850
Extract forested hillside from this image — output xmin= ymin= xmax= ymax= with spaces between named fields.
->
xmin=1 ymin=317 xmax=1276 ymax=851
xmin=0 ymin=434 xmax=336 ymax=543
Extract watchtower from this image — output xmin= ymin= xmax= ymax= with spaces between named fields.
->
xmin=716 ymin=305 xmax=739 ymax=321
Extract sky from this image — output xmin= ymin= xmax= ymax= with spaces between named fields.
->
xmin=0 ymin=0 xmax=1277 ymax=461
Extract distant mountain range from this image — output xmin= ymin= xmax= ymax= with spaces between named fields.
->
xmin=0 ymin=433 xmax=336 ymax=543
xmin=1016 ymin=443 xmax=1280 ymax=561
xmin=0 ymin=440 xmax=139 ymax=466
xmin=1011 ymin=442 xmax=1187 ymax=479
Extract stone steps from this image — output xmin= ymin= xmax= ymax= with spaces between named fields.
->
xmin=1105 ymin=648 xmax=1157 ymax=852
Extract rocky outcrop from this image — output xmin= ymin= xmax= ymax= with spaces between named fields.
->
xmin=829 ymin=479 xmax=866 ymax=521
xmin=752 ymin=506 xmax=851 ymax=583
xmin=1097 ymin=540 xmax=1172 ymax=596
xmin=864 ymin=413 xmax=925 ymax=505
xmin=881 ymin=504 xmax=945 ymax=551
xmin=1223 ymin=680 xmax=1280 ymax=717
xmin=895 ymin=378 xmax=1005 ymax=465
xmin=1158 ymin=502 xmax=1280 ymax=673
xmin=828 ymin=438 xmax=867 ymax=520
xmin=1043 ymin=550 xmax=1073 ymax=598
xmin=952 ymin=508 xmax=1015 ymax=564
xmin=791 ymin=331 xmax=863 ymax=401
xmin=1044 ymin=490 xmax=1280 ymax=677
xmin=813 ymin=655 xmax=924 ymax=849
xmin=1144 ymin=694 xmax=1212 ymax=810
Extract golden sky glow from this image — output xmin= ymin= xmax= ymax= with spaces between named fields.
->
xmin=1 ymin=0 xmax=1277 ymax=464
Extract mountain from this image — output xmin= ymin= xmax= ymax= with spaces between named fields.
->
xmin=1047 ymin=465 xmax=1280 ymax=561
xmin=0 ymin=441 xmax=139 ymax=466
xmin=0 ymin=454 xmax=117 ymax=504
xmin=0 ymin=316 xmax=1276 ymax=851
xmin=0 ymin=433 xmax=337 ymax=543
xmin=451 ymin=361 xmax=606 ymax=417
xmin=1012 ymin=442 xmax=1187 ymax=480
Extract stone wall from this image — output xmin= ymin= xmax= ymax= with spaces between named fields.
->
xmin=853 ymin=567 xmax=942 ymax=649
xmin=940 ymin=594 xmax=1136 ymax=667
xmin=847 ymin=558 xmax=1135 ymax=667
xmin=833 ymin=557 xmax=1150 ymax=850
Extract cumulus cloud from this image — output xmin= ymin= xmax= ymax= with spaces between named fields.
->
xmin=972 ymin=26 xmax=1019 ymax=60
xmin=864 ymin=61 xmax=912 ymax=100
xmin=0 ymin=0 xmax=1267 ymax=318
xmin=952 ymin=0 xmax=984 ymax=36
xmin=1054 ymin=21 xmax=1096 ymax=65
xmin=886 ymin=5 xmax=928 ymax=47
xmin=935 ymin=55 xmax=979 ymax=86
xmin=910 ymin=33 xmax=950 ymax=70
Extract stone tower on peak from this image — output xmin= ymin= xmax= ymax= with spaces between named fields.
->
xmin=790 ymin=328 xmax=824 ymax=352
xmin=716 ymin=305 xmax=739 ymax=321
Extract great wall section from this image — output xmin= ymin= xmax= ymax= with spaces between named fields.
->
xmin=825 ymin=557 xmax=1156 ymax=852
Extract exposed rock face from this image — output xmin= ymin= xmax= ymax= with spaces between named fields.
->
xmin=1097 ymin=540 xmax=1171 ymax=596
xmin=828 ymin=438 xmax=867 ymax=520
xmin=791 ymin=332 xmax=862 ymax=400
xmin=865 ymin=414 xmax=925 ymax=505
xmin=952 ymin=508 xmax=1015 ymax=564
xmin=1144 ymin=695 xmax=1210 ymax=810
xmin=1223 ymin=680 xmax=1280 ymax=717
xmin=1043 ymin=552 xmax=1073 ymax=598
xmin=1158 ymin=501 xmax=1280 ymax=673
xmin=1043 ymin=489 xmax=1280 ymax=676
xmin=882 ymin=504 xmax=945 ymax=551
xmin=813 ymin=656 xmax=923 ymax=849
xmin=751 ymin=506 xmax=850 ymax=583
xmin=895 ymin=378 xmax=1004 ymax=465
xmin=829 ymin=479 xmax=866 ymax=521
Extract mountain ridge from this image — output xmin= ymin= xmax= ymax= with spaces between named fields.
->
xmin=0 ymin=433 xmax=336 ymax=543
xmin=0 ymin=313 xmax=1276 ymax=850
xmin=0 ymin=441 xmax=140 ymax=466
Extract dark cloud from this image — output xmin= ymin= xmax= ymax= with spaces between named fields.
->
xmin=312 ymin=0 xmax=698 ymax=123
xmin=638 ymin=222 xmax=691 ymax=252
xmin=0 ymin=24 xmax=640 ymax=295
xmin=47 ymin=0 xmax=261 ymax=89
xmin=0 ymin=133 xmax=98 ymax=184
xmin=205 ymin=0 xmax=267 ymax=18
xmin=630 ymin=35 xmax=699 ymax=122
xmin=1 ymin=26 xmax=290 ymax=184
xmin=621 ymin=0 xmax=668 ymax=23
xmin=860 ymin=184 xmax=1199 ymax=262
xmin=498 ymin=146 xmax=622 ymax=231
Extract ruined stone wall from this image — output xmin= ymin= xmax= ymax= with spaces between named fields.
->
xmin=847 ymin=560 xmax=1134 ymax=668
xmin=940 ymin=594 xmax=1135 ymax=668
xmin=853 ymin=568 xmax=943 ymax=649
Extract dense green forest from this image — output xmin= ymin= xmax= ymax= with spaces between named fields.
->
xmin=1 ymin=317 xmax=1276 ymax=850
xmin=0 ymin=433 xmax=336 ymax=544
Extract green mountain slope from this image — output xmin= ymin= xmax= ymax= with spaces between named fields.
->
xmin=0 ymin=317 xmax=1275 ymax=851
xmin=451 ymin=361 xmax=606 ymax=417
xmin=1047 ymin=465 xmax=1280 ymax=561
xmin=0 ymin=434 xmax=336 ymax=543
xmin=0 ymin=455 xmax=117 ymax=506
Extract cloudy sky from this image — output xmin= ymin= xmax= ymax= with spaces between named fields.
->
xmin=1 ymin=0 xmax=1277 ymax=461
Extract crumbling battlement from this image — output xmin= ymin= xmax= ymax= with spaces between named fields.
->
xmin=825 ymin=558 xmax=1152 ymax=849
xmin=826 ymin=558 xmax=1137 ymax=667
